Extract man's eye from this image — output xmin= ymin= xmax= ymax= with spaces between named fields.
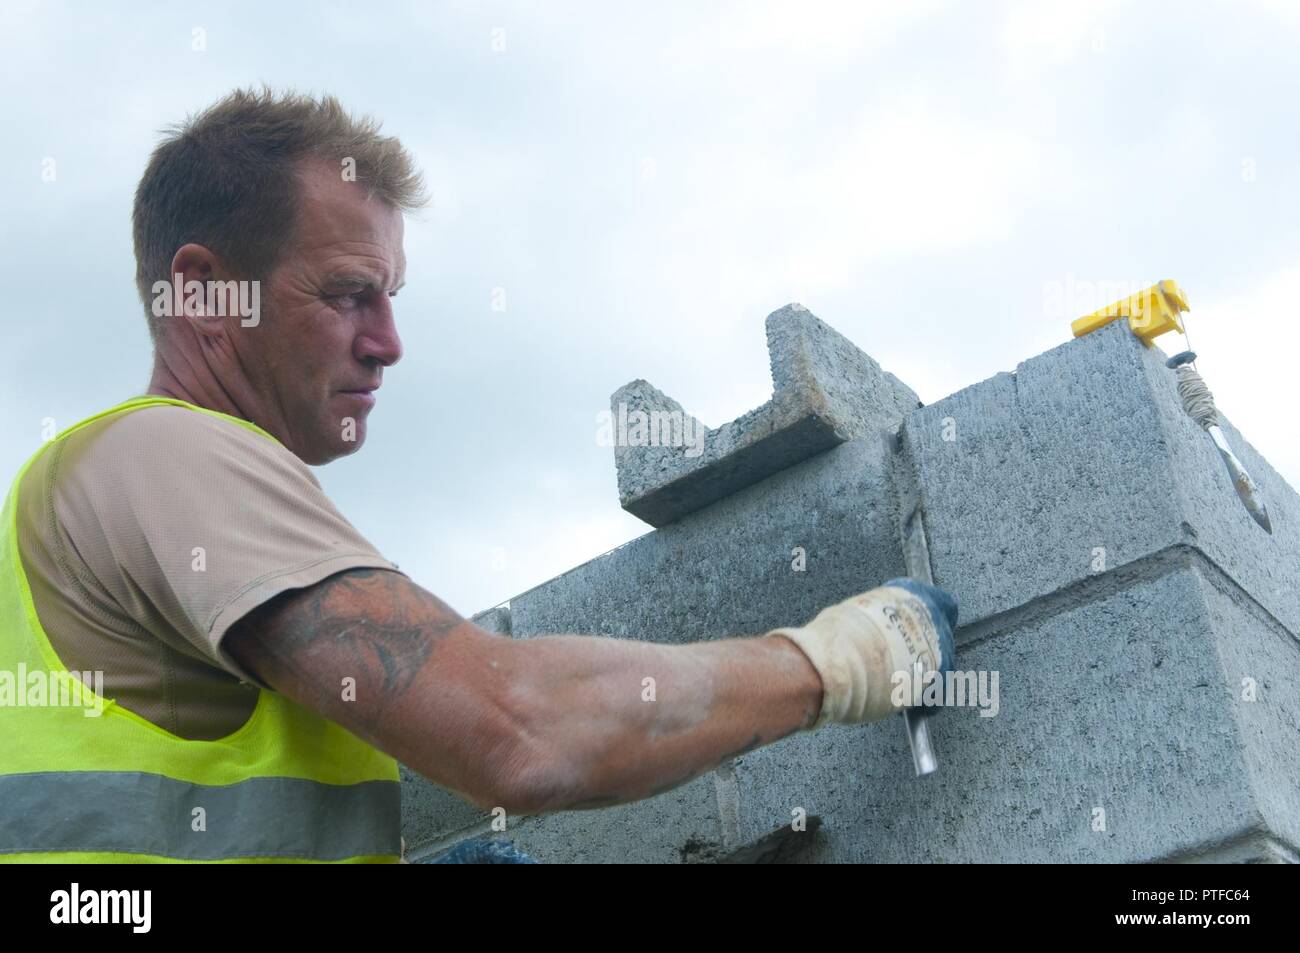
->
xmin=328 ymin=293 xmax=364 ymax=308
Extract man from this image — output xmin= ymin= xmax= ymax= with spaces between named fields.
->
xmin=0 ymin=88 xmax=957 ymax=863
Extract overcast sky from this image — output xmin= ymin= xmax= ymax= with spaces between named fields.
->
xmin=2 ymin=0 xmax=1297 ymax=617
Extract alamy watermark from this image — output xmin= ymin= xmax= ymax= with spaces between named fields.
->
xmin=1042 ymin=274 xmax=1147 ymax=321
xmin=891 ymin=667 xmax=1000 ymax=717
xmin=596 ymin=402 xmax=706 ymax=458
xmin=151 ymin=274 xmax=261 ymax=327
xmin=0 ymin=665 xmax=105 ymax=717
xmin=50 ymin=883 xmax=150 ymax=933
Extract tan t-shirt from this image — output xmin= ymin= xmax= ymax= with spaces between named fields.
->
xmin=16 ymin=402 xmax=401 ymax=740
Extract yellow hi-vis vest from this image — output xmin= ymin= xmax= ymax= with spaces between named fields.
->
xmin=0 ymin=397 xmax=401 ymax=863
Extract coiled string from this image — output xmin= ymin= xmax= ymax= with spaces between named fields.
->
xmin=1173 ymin=363 xmax=1219 ymax=430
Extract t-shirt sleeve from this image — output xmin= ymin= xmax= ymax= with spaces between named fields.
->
xmin=51 ymin=404 xmax=402 ymax=687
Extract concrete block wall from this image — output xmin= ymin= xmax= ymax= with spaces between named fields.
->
xmin=402 ymin=309 xmax=1299 ymax=863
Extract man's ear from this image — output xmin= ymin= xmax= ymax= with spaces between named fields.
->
xmin=167 ymin=243 xmax=233 ymax=338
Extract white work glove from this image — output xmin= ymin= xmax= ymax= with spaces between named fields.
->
xmin=771 ymin=578 xmax=958 ymax=728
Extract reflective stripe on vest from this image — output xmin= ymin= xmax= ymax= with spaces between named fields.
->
xmin=0 ymin=397 xmax=402 ymax=863
xmin=0 ymin=773 xmax=399 ymax=861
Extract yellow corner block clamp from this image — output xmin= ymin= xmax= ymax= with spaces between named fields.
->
xmin=1070 ymin=279 xmax=1190 ymax=347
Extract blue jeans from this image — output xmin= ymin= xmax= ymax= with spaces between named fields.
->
xmin=425 ymin=838 xmax=536 ymax=864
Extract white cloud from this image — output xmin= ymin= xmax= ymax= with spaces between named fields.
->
xmin=1250 ymin=0 xmax=1300 ymax=28
xmin=666 ymin=98 xmax=1051 ymax=299
xmin=667 ymin=0 xmax=945 ymax=65
xmin=996 ymin=0 xmax=1128 ymax=76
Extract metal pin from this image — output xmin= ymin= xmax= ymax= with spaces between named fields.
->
xmin=900 ymin=509 xmax=940 ymax=776
xmin=1206 ymin=424 xmax=1272 ymax=533
xmin=904 ymin=660 xmax=938 ymax=776
xmin=1166 ymin=351 xmax=1272 ymax=534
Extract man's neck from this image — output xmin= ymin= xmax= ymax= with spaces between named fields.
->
xmin=146 ymin=356 xmax=252 ymax=424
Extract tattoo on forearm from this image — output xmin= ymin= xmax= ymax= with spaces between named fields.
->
xmin=232 ymin=568 xmax=458 ymax=713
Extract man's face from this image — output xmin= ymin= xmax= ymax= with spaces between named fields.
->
xmin=241 ymin=160 xmax=406 ymax=465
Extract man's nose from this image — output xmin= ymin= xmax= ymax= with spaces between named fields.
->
xmin=356 ymin=296 xmax=403 ymax=367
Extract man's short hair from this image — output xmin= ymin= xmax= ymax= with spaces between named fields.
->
xmin=132 ymin=87 xmax=427 ymax=339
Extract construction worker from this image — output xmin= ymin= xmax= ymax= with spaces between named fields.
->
xmin=0 ymin=88 xmax=957 ymax=863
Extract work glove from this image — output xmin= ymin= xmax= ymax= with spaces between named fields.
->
xmin=771 ymin=578 xmax=957 ymax=728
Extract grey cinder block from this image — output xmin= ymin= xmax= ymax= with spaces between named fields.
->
xmin=611 ymin=303 xmax=919 ymax=527
xmin=901 ymin=319 xmax=1298 ymax=635
xmin=725 ymin=561 xmax=1298 ymax=863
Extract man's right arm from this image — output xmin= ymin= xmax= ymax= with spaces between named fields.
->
xmin=223 ymin=567 xmax=826 ymax=815
xmin=224 ymin=568 xmax=536 ymax=811
xmin=225 ymin=567 xmax=957 ymax=817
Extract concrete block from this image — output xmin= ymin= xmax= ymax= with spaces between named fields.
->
xmin=501 ymin=775 xmax=721 ymax=864
xmin=724 ymin=561 xmax=1299 ymax=863
xmin=511 ymin=430 xmax=907 ymax=641
xmin=399 ymin=764 xmax=487 ymax=853
xmin=901 ymin=319 xmax=1300 ymax=635
xmin=612 ymin=303 xmax=919 ymax=527
xmin=1197 ymin=567 xmax=1300 ymax=855
xmin=471 ymin=604 xmax=512 ymax=635
xmin=1139 ymin=346 xmax=1299 ymax=636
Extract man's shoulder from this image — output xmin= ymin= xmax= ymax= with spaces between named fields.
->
xmin=68 ymin=403 xmax=290 ymax=470
xmin=43 ymin=402 xmax=318 ymax=505
xmin=80 ymin=402 xmax=275 ymax=448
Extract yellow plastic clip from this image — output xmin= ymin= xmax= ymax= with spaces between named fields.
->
xmin=1070 ymin=279 xmax=1190 ymax=347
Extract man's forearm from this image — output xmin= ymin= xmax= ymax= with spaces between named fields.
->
xmin=496 ymin=630 xmax=823 ymax=814
xmin=225 ymin=568 xmax=824 ymax=817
